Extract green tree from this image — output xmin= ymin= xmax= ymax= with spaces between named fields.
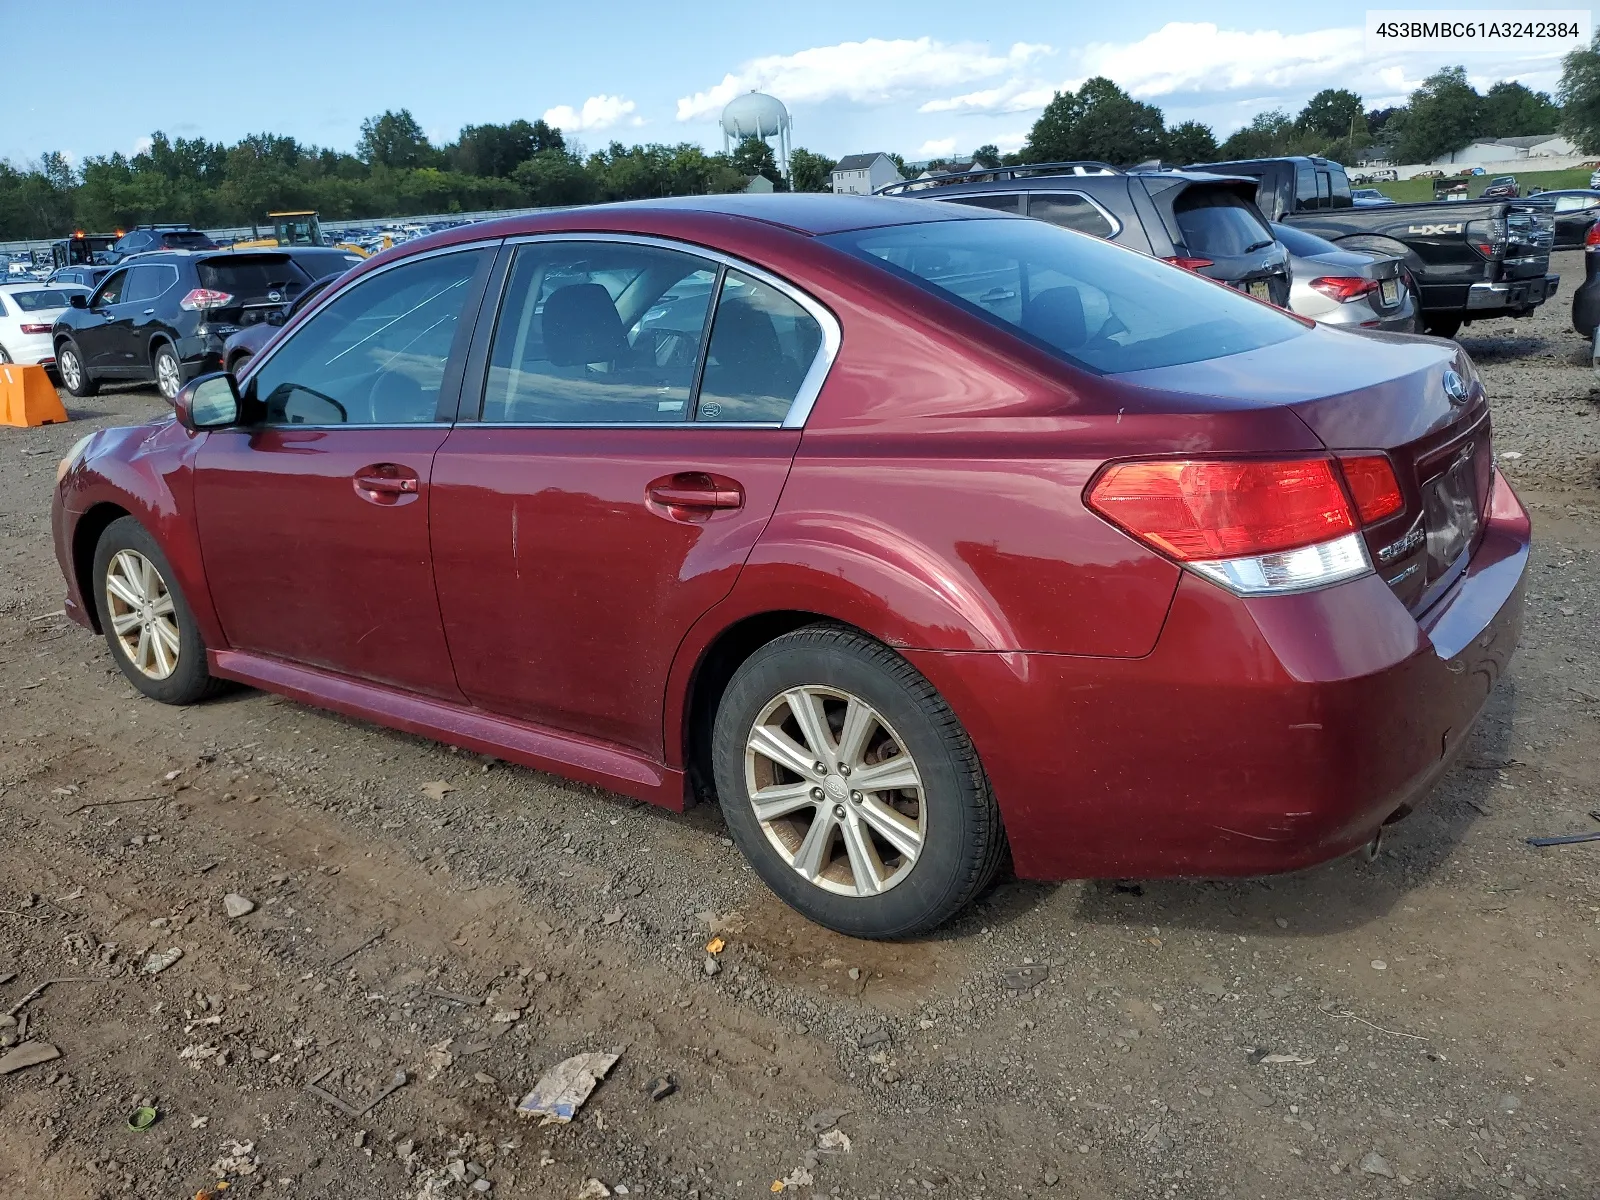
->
xmin=1398 ymin=66 xmax=1483 ymax=162
xmin=1296 ymin=89 xmax=1366 ymax=141
xmin=1218 ymin=110 xmax=1296 ymax=159
xmin=1164 ymin=119 xmax=1218 ymax=163
xmin=1480 ymin=81 xmax=1559 ymax=137
xmin=730 ymin=136 xmax=784 ymax=187
xmin=1561 ymin=32 xmax=1600 ymax=152
xmin=788 ymin=147 xmax=836 ymax=192
xmin=971 ymin=144 xmax=1002 ymax=168
xmin=357 ymin=109 xmax=437 ymax=169
xmin=1023 ymin=76 xmax=1166 ymax=166
xmin=448 ymin=119 xmax=564 ymax=177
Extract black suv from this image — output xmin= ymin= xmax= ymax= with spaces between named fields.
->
xmin=52 ymin=250 xmax=323 ymax=400
xmin=878 ymin=161 xmax=1290 ymax=306
xmin=108 ymin=224 xmax=219 ymax=260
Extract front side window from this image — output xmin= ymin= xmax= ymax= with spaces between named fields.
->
xmin=248 ymin=249 xmax=487 ymax=426
xmin=1026 ymin=193 xmax=1115 ymax=238
xmin=697 ymin=269 xmax=823 ymax=423
xmin=825 ymin=217 xmax=1303 ymax=375
xmin=481 ymin=241 xmax=716 ymax=424
xmin=93 ymin=270 xmax=128 ymax=307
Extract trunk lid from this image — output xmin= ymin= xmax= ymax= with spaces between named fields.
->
xmin=1116 ymin=327 xmax=1492 ymax=615
xmin=196 ymin=253 xmax=315 ymax=328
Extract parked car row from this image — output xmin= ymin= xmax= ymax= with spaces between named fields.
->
xmin=53 ymin=191 xmax=1528 ymax=938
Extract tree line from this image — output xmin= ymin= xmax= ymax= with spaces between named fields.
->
xmin=7 ymin=36 xmax=1600 ymax=241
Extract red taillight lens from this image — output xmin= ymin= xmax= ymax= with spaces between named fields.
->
xmin=19 ymin=323 xmax=51 ymax=334
xmin=1310 ymin=276 xmax=1379 ymax=303
xmin=1336 ymin=454 xmax=1404 ymax=524
xmin=1162 ymin=256 xmax=1215 ymax=271
xmin=179 ymin=288 xmax=233 ymax=311
xmin=1585 ymin=222 xmax=1600 ymax=248
xmin=1086 ymin=457 xmax=1357 ymax=561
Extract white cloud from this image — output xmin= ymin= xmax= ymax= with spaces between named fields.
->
xmin=676 ymin=38 xmax=1053 ymax=122
xmin=916 ymin=137 xmax=958 ymax=158
xmin=914 ymin=20 xmax=1570 ymax=129
xmin=543 ymin=95 xmax=640 ymax=133
xmin=132 ymin=136 xmax=153 ymax=156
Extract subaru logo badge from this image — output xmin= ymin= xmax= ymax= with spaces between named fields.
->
xmin=267 ymin=290 xmax=282 ymax=303
xmin=1442 ymin=368 xmax=1468 ymax=406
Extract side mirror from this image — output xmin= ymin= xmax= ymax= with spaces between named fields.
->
xmin=69 ymin=293 xmax=88 ymax=309
xmin=172 ymin=372 xmax=240 ymax=432
xmin=267 ymin=309 xmax=286 ymax=326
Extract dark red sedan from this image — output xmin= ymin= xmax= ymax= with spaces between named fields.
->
xmin=51 ymin=194 xmax=1528 ymax=938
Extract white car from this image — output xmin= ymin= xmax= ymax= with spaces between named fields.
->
xmin=1591 ymin=168 xmax=1600 ymax=190
xmin=0 ymin=283 xmax=89 ymax=367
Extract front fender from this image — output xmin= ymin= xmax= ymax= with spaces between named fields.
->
xmin=59 ymin=419 xmax=224 ymax=649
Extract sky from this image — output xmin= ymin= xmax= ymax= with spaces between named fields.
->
xmin=1 ymin=0 xmax=1579 ymax=169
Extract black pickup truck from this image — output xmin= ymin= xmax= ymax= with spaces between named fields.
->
xmin=1189 ymin=155 xmax=1558 ymax=338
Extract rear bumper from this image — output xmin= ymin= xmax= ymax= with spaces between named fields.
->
xmin=1572 ymin=271 xmax=1600 ymax=337
xmin=1465 ymin=273 xmax=1558 ymax=316
xmin=908 ymin=469 xmax=1529 ymax=881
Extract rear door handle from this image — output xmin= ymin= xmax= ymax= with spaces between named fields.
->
xmin=647 ymin=472 xmax=744 ymax=522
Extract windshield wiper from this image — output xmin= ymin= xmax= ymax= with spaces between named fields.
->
xmin=1243 ymin=239 xmax=1275 ymax=253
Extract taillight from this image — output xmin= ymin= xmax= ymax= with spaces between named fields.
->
xmin=1310 ymin=276 xmax=1379 ymax=303
xmin=179 ymin=288 xmax=234 ymax=311
xmin=1336 ymin=454 xmax=1404 ymax=523
xmin=1162 ymin=256 xmax=1214 ymax=270
xmin=1585 ymin=222 xmax=1600 ymax=249
xmin=1465 ymin=218 xmax=1506 ymax=259
xmin=19 ymin=323 xmax=51 ymax=334
xmin=1085 ymin=457 xmax=1370 ymax=595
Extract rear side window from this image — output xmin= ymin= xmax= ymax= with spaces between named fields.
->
xmin=1173 ymin=189 xmax=1273 ymax=257
xmin=947 ymin=194 xmax=1023 ymax=213
xmin=1026 ymin=193 xmax=1115 ymax=238
xmin=697 ymin=269 xmax=823 ymax=423
xmin=1329 ymin=168 xmax=1352 ymax=206
xmin=123 ymin=265 xmax=178 ymax=304
xmin=199 ymin=257 xmax=314 ymax=301
xmin=825 ymin=217 xmax=1302 ymax=374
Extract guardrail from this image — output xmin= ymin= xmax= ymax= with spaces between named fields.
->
xmin=0 ymin=204 xmax=563 ymax=256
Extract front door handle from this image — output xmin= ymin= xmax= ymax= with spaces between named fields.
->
xmin=143 ymin=308 xmax=155 ymax=315
xmin=646 ymin=472 xmax=744 ymax=523
xmin=352 ymin=463 xmax=421 ymax=505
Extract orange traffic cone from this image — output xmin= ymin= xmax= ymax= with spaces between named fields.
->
xmin=0 ymin=363 xmax=70 ymax=427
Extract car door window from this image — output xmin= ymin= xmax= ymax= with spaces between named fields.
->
xmin=1296 ymin=166 xmax=1318 ymax=210
xmin=696 ymin=269 xmax=823 ymax=423
xmin=1316 ymin=172 xmax=1332 ymax=209
xmin=92 ymin=270 xmax=128 ymax=307
xmin=248 ymin=248 xmax=488 ymax=427
xmin=123 ymin=265 xmax=171 ymax=304
xmin=1025 ymin=193 xmax=1115 ymax=237
xmin=1554 ymin=194 xmax=1590 ymax=212
xmin=480 ymin=241 xmax=717 ymax=424
xmin=947 ymin=194 xmax=1023 ymax=213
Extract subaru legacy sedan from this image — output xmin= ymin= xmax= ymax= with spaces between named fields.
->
xmin=51 ymin=195 xmax=1528 ymax=939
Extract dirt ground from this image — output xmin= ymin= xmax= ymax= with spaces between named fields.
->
xmin=1 ymin=252 xmax=1597 ymax=1200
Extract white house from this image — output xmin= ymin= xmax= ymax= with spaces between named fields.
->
xmin=1428 ymin=134 xmax=1578 ymax=167
xmin=830 ymin=153 xmax=903 ymax=195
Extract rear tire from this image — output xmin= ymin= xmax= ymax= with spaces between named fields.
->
xmin=711 ymin=624 xmax=1005 ymax=939
xmin=57 ymin=342 xmax=97 ymax=397
xmin=153 ymin=344 xmax=182 ymax=400
xmin=92 ymin=517 xmax=223 ymax=705
xmin=1423 ymin=316 xmax=1462 ymax=339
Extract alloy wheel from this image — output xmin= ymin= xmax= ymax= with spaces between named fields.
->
xmin=156 ymin=352 xmax=181 ymax=399
xmin=59 ymin=349 xmax=81 ymax=391
xmin=743 ymin=685 xmax=926 ymax=897
xmin=104 ymin=549 xmax=181 ymax=680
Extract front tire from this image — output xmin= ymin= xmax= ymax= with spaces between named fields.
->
xmin=711 ymin=625 xmax=1005 ymax=939
xmin=92 ymin=517 xmax=222 ymax=705
xmin=57 ymin=342 xmax=98 ymax=397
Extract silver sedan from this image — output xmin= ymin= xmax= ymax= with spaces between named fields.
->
xmin=1271 ymin=222 xmax=1418 ymax=334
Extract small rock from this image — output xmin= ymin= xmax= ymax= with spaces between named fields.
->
xmin=1240 ymin=1084 xmax=1274 ymax=1108
xmin=1043 ymin=1170 xmax=1059 ymax=1186
xmin=1001 ymin=964 xmax=1049 ymax=990
xmin=1199 ymin=977 xmax=1226 ymax=999
xmin=858 ymin=1029 xmax=891 ymax=1050
xmin=143 ymin=947 xmax=183 ymax=975
xmin=396 ymin=1139 xmax=415 ymax=1160
xmin=806 ymin=1108 xmax=850 ymax=1134
xmin=223 ymin=894 xmax=256 ymax=918
xmin=472 ymin=1181 xmax=492 ymax=1194
xmin=602 ymin=908 xmax=623 ymax=925
xmin=702 ymin=956 xmax=721 ymax=977
xmin=645 ymin=1076 xmax=677 ymax=1101
xmin=1370 ymin=960 xmax=1388 ymax=971
xmin=1360 ymin=1152 xmax=1394 ymax=1178
xmin=1274 ymin=918 xmax=1288 ymax=929
xmin=353 ymin=1130 xmax=367 ymax=1149
xmin=847 ymin=967 xmax=861 ymax=981
xmin=1498 ymin=1093 xmax=1522 ymax=1113
xmin=1268 ymin=985 xmax=1291 ymax=999
xmin=0 ymin=1041 xmax=60 ymax=1075
xmin=576 ymin=1180 xmax=610 ymax=1200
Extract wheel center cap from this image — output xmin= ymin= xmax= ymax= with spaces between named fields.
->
xmin=823 ymin=774 xmax=849 ymax=801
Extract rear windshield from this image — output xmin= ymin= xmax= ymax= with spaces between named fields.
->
xmin=1173 ymin=189 xmax=1273 ymax=257
xmin=10 ymin=288 xmax=81 ymax=312
xmin=823 ymin=217 xmax=1303 ymax=374
xmin=198 ymin=257 xmax=314 ymax=300
xmin=161 ymin=231 xmax=215 ymax=248
xmin=1270 ymin=222 xmax=1339 ymax=257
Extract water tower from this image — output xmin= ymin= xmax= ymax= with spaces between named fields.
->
xmin=720 ymin=91 xmax=791 ymax=181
